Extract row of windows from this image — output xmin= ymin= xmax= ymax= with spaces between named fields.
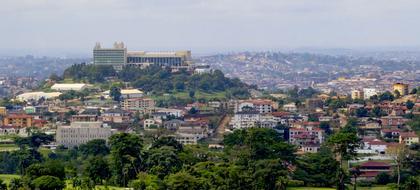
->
xmin=127 ymin=57 xmax=182 ymax=66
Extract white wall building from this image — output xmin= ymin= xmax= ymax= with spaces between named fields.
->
xmin=16 ymin=92 xmax=62 ymax=101
xmin=56 ymin=122 xmax=115 ymax=147
xmin=51 ymin=83 xmax=88 ymax=91
xmin=363 ymin=88 xmax=377 ymax=99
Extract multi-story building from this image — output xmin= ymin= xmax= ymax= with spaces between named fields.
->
xmin=56 ymin=122 xmax=115 ymax=147
xmin=121 ymin=98 xmax=155 ymax=111
xmin=363 ymin=88 xmax=377 ymax=100
xmin=234 ymin=99 xmax=276 ymax=114
xmin=93 ymin=42 xmax=194 ymax=70
xmin=127 ymin=51 xmax=193 ymax=68
xmin=93 ymin=42 xmax=127 ymax=69
xmin=351 ymin=89 xmax=364 ymax=100
xmin=289 ymin=127 xmax=324 ymax=153
xmin=392 ymin=83 xmax=409 ymax=96
xmin=71 ymin=115 xmax=98 ymax=122
xmin=230 ymin=111 xmax=261 ymax=129
xmin=3 ymin=114 xmax=33 ymax=128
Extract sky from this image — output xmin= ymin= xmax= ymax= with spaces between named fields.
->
xmin=1 ymin=0 xmax=420 ymax=56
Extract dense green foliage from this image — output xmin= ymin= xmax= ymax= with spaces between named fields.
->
xmin=62 ymin=64 xmax=251 ymax=98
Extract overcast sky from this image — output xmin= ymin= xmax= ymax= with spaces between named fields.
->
xmin=1 ymin=0 xmax=420 ymax=56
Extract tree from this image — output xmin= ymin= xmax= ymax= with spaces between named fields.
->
xmin=9 ymin=178 xmax=23 ymax=190
xmin=293 ymin=147 xmax=339 ymax=187
xmin=79 ymin=139 xmax=110 ymax=157
xmin=349 ymin=166 xmax=361 ymax=190
xmin=406 ymin=100 xmax=415 ymax=110
xmin=402 ymin=176 xmax=420 ymax=190
xmin=387 ymin=143 xmax=409 ymax=188
xmin=320 ymin=121 xmax=332 ymax=135
xmin=110 ymin=86 xmax=122 ymax=101
xmin=151 ymin=136 xmax=183 ymax=152
xmin=327 ymin=131 xmax=360 ymax=190
xmin=394 ymin=90 xmax=401 ymax=98
xmin=84 ymin=156 xmax=110 ymax=184
xmin=164 ymin=171 xmax=203 ymax=190
xmin=0 ymin=179 xmax=6 ymax=190
xmin=189 ymin=90 xmax=195 ymax=99
xmin=224 ymin=128 xmax=296 ymax=162
xmin=146 ymin=146 xmax=182 ymax=179
xmin=32 ymin=175 xmax=65 ymax=190
xmin=375 ymin=172 xmax=391 ymax=185
xmin=129 ymin=172 xmax=162 ymax=190
xmin=109 ymin=133 xmax=144 ymax=186
xmin=25 ymin=161 xmax=66 ymax=180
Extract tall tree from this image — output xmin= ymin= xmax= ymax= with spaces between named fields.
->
xmin=327 ymin=131 xmax=360 ymax=190
xmin=109 ymin=133 xmax=143 ymax=186
xmin=387 ymin=143 xmax=409 ymax=188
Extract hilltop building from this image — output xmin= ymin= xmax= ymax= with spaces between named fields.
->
xmin=93 ymin=42 xmax=193 ymax=70
xmin=392 ymin=83 xmax=409 ymax=96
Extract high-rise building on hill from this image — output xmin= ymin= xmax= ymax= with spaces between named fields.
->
xmin=93 ymin=42 xmax=193 ymax=70
xmin=392 ymin=83 xmax=409 ymax=96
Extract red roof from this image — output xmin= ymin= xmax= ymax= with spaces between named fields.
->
xmin=400 ymin=132 xmax=418 ymax=138
xmin=360 ymin=161 xmax=391 ymax=167
xmin=359 ymin=171 xmax=383 ymax=177
xmin=271 ymin=112 xmax=290 ymax=117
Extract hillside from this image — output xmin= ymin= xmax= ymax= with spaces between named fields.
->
xmin=61 ymin=63 xmax=252 ymax=100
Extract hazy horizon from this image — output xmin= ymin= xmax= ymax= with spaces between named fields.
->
xmin=1 ymin=0 xmax=420 ymax=56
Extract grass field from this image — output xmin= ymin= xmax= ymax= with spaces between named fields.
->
xmin=0 ymin=174 xmax=20 ymax=184
xmin=288 ymin=186 xmax=387 ymax=190
xmin=0 ymin=144 xmax=19 ymax=152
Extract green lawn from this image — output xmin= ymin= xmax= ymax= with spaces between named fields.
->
xmin=288 ymin=187 xmax=334 ymax=190
xmin=288 ymin=186 xmax=387 ymax=190
xmin=0 ymin=174 xmax=20 ymax=184
xmin=0 ymin=144 xmax=19 ymax=152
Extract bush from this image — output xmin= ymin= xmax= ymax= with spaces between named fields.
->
xmin=357 ymin=180 xmax=372 ymax=187
xmin=375 ymin=172 xmax=391 ymax=185
xmin=287 ymin=180 xmax=304 ymax=187
xmin=32 ymin=175 xmax=65 ymax=190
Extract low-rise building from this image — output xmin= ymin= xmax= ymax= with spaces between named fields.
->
xmin=399 ymin=132 xmax=419 ymax=146
xmin=174 ymin=126 xmax=208 ymax=145
xmin=51 ymin=83 xmax=88 ymax=91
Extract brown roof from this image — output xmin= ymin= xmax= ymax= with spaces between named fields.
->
xmin=6 ymin=114 xmax=33 ymax=119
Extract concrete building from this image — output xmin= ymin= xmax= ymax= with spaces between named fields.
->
xmin=392 ymin=83 xmax=409 ymax=96
xmin=230 ymin=111 xmax=261 ymax=129
xmin=93 ymin=42 xmax=127 ymax=69
xmin=3 ymin=114 xmax=33 ymax=128
xmin=103 ymin=89 xmax=144 ymax=99
xmin=399 ymin=132 xmax=419 ymax=146
xmin=56 ymin=122 xmax=115 ymax=147
xmin=363 ymin=88 xmax=377 ymax=99
xmin=127 ymin=51 xmax=193 ymax=68
xmin=351 ymin=89 xmax=364 ymax=100
xmin=174 ymin=126 xmax=208 ymax=145
xmin=121 ymin=98 xmax=155 ymax=111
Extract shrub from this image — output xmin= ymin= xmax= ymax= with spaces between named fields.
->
xmin=287 ymin=180 xmax=304 ymax=187
xmin=357 ymin=180 xmax=372 ymax=187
